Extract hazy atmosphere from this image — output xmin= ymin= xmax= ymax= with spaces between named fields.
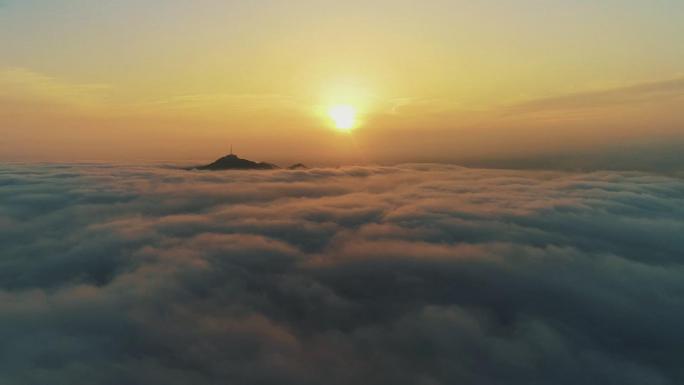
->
xmin=1 ymin=0 xmax=683 ymax=168
xmin=1 ymin=1 xmax=683 ymax=384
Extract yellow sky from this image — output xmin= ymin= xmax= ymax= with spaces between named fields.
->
xmin=1 ymin=1 xmax=683 ymax=165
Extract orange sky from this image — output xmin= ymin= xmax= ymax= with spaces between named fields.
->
xmin=1 ymin=1 xmax=683 ymax=165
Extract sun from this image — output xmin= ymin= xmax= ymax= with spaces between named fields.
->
xmin=328 ymin=104 xmax=357 ymax=131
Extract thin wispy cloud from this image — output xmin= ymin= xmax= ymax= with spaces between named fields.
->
xmin=505 ymin=77 xmax=684 ymax=115
xmin=0 ymin=68 xmax=110 ymax=105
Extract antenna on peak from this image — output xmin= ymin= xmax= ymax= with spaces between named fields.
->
xmin=230 ymin=144 xmax=233 ymax=155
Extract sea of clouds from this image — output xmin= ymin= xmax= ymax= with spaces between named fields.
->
xmin=1 ymin=163 xmax=683 ymax=385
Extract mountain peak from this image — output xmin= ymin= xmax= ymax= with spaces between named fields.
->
xmin=288 ymin=163 xmax=308 ymax=170
xmin=196 ymin=153 xmax=279 ymax=170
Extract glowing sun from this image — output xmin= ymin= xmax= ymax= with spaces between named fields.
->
xmin=328 ymin=104 xmax=357 ymax=131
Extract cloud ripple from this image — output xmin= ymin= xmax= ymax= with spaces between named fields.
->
xmin=1 ymin=164 xmax=683 ymax=385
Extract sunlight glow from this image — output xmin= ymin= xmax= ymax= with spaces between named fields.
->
xmin=328 ymin=104 xmax=357 ymax=131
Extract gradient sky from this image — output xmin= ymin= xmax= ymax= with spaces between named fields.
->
xmin=1 ymin=0 xmax=683 ymax=165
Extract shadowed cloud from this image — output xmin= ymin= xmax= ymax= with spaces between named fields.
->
xmin=1 ymin=164 xmax=683 ymax=384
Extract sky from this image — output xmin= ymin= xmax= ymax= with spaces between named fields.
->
xmin=1 ymin=0 xmax=683 ymax=167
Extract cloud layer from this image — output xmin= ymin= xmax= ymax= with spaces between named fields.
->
xmin=1 ymin=164 xmax=683 ymax=384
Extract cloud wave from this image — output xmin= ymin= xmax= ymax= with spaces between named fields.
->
xmin=1 ymin=164 xmax=683 ymax=385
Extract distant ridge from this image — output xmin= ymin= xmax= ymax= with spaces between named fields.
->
xmin=288 ymin=163 xmax=308 ymax=170
xmin=196 ymin=154 xmax=279 ymax=170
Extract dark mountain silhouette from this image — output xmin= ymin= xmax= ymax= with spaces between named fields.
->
xmin=288 ymin=163 xmax=308 ymax=170
xmin=196 ymin=154 xmax=279 ymax=170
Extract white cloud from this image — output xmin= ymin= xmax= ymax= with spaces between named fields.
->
xmin=0 ymin=164 xmax=683 ymax=384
